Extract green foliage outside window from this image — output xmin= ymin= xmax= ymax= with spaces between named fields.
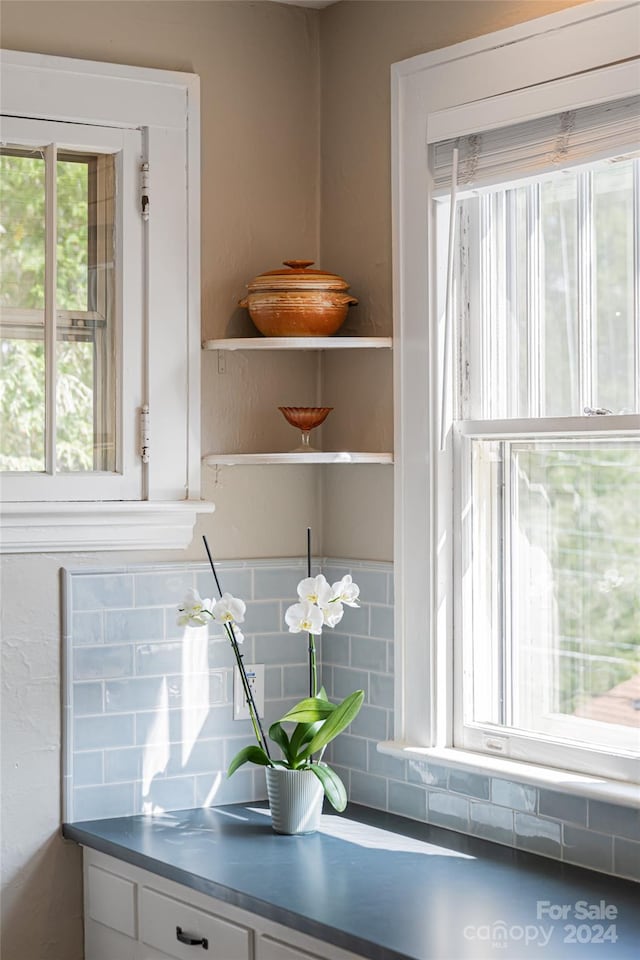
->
xmin=1 ymin=153 xmax=95 ymax=470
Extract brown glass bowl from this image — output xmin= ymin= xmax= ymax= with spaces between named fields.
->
xmin=278 ymin=406 xmax=333 ymax=431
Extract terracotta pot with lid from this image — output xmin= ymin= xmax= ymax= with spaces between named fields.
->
xmin=239 ymin=260 xmax=358 ymax=337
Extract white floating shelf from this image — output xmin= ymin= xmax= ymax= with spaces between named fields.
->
xmin=202 ymin=452 xmax=393 ymax=466
xmin=202 ymin=336 xmax=392 ymax=351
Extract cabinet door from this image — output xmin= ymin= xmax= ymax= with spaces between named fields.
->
xmin=85 ymin=919 xmax=137 ymax=960
xmin=256 ymin=933 xmax=328 ymax=960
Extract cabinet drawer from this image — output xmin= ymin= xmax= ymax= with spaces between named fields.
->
xmin=139 ymin=887 xmax=251 ymax=960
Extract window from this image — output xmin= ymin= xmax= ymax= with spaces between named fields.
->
xmin=444 ymin=149 xmax=639 ymax=782
xmin=390 ymin=1 xmax=640 ymax=791
xmin=0 ymin=51 xmax=208 ymax=551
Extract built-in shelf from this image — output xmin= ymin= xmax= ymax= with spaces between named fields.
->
xmin=202 ymin=452 xmax=393 ymax=466
xmin=203 ymin=336 xmax=392 ymax=351
xmin=202 ymin=335 xmax=392 ymax=467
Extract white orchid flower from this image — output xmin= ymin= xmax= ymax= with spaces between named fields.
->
xmin=297 ymin=575 xmax=333 ymax=606
xmin=331 ymin=574 xmax=360 ymax=608
xmin=177 ymin=588 xmax=214 ymax=627
xmin=285 ymin=599 xmax=324 ymax=635
xmin=212 ymin=592 xmax=246 ymax=625
xmin=320 ymin=600 xmax=344 ymax=628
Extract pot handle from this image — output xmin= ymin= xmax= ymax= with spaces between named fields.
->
xmin=238 ymin=296 xmax=248 ymax=308
xmin=337 ymin=294 xmax=358 ymax=307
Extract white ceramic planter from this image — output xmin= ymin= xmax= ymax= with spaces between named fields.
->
xmin=265 ymin=766 xmax=324 ymax=835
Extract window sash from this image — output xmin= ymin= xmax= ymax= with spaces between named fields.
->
xmin=0 ymin=115 xmax=143 ymax=501
xmin=453 ymin=428 xmax=640 ymax=782
xmin=453 ymin=159 xmax=640 ymax=422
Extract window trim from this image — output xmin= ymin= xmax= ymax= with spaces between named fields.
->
xmin=0 ymin=50 xmax=211 ymax=550
xmin=390 ymin=0 xmax=640 ymax=781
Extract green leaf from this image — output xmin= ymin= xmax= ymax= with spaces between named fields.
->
xmin=310 ymin=763 xmax=347 ymax=812
xmin=289 ymin=719 xmax=324 ymax=760
xmin=227 ymin=745 xmax=271 ymax=778
xmin=279 ymin=696 xmax=337 ymax=725
xmin=300 ymin=690 xmax=365 ymax=760
xmin=317 ymin=686 xmax=329 ymax=701
xmin=268 ymin=721 xmax=293 ymax=765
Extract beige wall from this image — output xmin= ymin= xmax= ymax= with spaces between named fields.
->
xmin=0 ymin=2 xmax=591 ymax=958
xmin=318 ymin=0 xmax=589 ymax=559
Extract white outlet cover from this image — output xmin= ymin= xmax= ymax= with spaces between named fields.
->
xmin=233 ymin=663 xmax=265 ymax=720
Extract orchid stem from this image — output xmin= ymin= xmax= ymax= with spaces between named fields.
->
xmin=308 ymin=634 xmax=317 ymax=699
xmin=306 ymin=527 xmax=317 ymax=699
xmin=203 ymin=536 xmax=271 ymax=761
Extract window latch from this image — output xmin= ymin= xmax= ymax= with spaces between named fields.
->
xmin=584 ymin=406 xmax=612 ymax=416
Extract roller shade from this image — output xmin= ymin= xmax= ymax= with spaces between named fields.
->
xmin=430 ymin=94 xmax=640 ymax=195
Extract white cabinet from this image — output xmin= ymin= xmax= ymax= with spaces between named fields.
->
xmin=83 ymin=848 xmax=364 ymax=960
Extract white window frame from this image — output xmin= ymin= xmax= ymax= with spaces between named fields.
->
xmin=384 ymin=0 xmax=640 ymax=801
xmin=0 ymin=50 xmax=213 ymax=551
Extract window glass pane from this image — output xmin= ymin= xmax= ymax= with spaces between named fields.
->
xmin=56 ymin=157 xmax=89 ymax=311
xmin=56 ymin=339 xmax=95 ymax=471
xmin=594 ymin=159 xmax=636 ymax=414
xmin=0 ymin=152 xmax=45 ymax=309
xmin=514 ymin=187 xmax=530 ymax=418
xmin=541 ymin=172 xmax=579 ymax=416
xmin=0 ymin=339 xmax=45 ymax=471
xmin=0 ymin=151 xmax=46 ymax=471
xmin=458 ymin=158 xmax=638 ymax=421
xmin=55 ymin=154 xmax=116 ymax=473
xmin=469 ymin=438 xmax=640 ymax=750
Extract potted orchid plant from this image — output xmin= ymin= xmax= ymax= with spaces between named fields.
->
xmin=178 ymin=535 xmax=364 ymax=832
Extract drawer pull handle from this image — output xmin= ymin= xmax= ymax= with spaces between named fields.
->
xmin=176 ymin=926 xmax=209 ymax=949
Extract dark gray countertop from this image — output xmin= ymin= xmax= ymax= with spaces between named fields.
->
xmin=63 ymin=802 xmax=639 ymax=960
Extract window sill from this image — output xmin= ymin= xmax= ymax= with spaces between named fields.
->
xmin=0 ymin=500 xmax=215 ymax=553
xmin=377 ymin=742 xmax=639 ymax=807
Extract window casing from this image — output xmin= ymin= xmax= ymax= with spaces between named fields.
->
xmin=390 ymin=1 xmax=640 ymax=790
xmin=0 ymin=50 xmax=208 ymax=551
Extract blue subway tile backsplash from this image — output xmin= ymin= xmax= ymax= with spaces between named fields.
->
xmin=538 ymin=789 xmax=588 ymax=826
xmin=388 ymin=780 xmax=428 ymax=821
xmin=427 ymin=791 xmax=470 ymax=832
xmin=63 ymin=558 xmax=637 ymax=881
xmin=469 ymin=801 xmax=514 ymax=846
xmin=74 ymin=644 xmax=133 ymax=681
xmin=515 ymin=812 xmax=563 ymax=859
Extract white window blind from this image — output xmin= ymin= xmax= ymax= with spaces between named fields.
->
xmin=431 ymin=94 xmax=640 ymax=195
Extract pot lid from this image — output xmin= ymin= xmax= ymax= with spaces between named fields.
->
xmin=246 ymin=260 xmax=351 ymax=292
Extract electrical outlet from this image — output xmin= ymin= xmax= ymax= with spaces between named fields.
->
xmin=233 ymin=663 xmax=264 ymax=720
